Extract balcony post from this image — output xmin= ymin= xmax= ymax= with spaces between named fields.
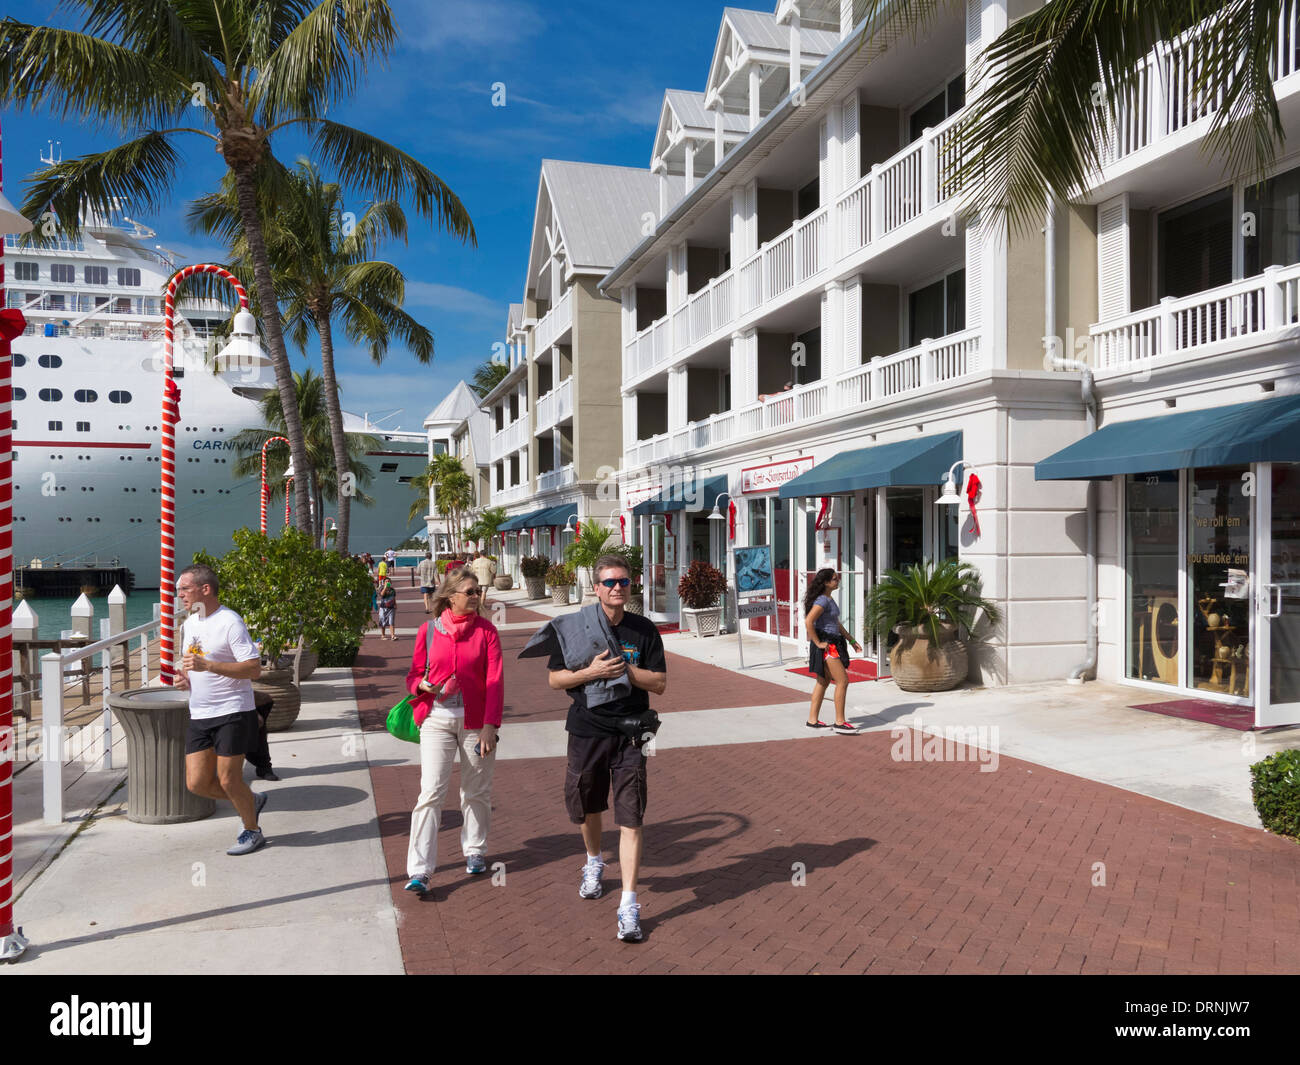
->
xmin=921 ymin=339 xmax=935 ymax=387
xmin=869 ymin=163 xmax=883 ymax=239
xmin=1264 ymin=264 xmax=1283 ymax=332
xmin=921 ymin=127 xmax=937 ymax=212
xmin=1159 ymin=296 xmax=1176 ymax=355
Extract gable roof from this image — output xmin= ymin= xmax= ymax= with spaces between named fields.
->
xmin=423 ymin=380 xmax=481 ymax=428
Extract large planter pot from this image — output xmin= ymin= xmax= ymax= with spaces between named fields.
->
xmin=254 ymin=667 xmax=301 ymax=732
xmin=889 ymin=623 xmax=968 ymax=692
xmin=682 ymin=605 xmax=722 ymax=638
xmin=551 ymin=585 xmax=573 ymax=606
xmin=625 ymin=594 xmax=645 ymax=616
xmin=494 ymin=574 xmax=513 ymax=591
xmin=107 ymin=687 xmax=216 ymax=825
xmin=525 ymin=576 xmax=547 ymax=600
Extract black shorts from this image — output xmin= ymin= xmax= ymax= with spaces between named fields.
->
xmin=186 ymin=710 xmax=259 ymax=757
xmin=565 ymin=732 xmax=648 ymax=828
xmin=809 ymin=634 xmax=850 ymax=679
xmin=420 ymin=585 xmax=434 ymax=595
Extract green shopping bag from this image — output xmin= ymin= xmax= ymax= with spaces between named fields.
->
xmin=386 ymin=695 xmax=420 ymax=744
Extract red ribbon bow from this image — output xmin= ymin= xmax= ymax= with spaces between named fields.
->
xmin=619 ymin=515 xmax=626 ymax=542
xmin=164 ymin=377 xmax=182 ymax=424
xmin=815 ymin=496 xmax=830 ymax=529
xmin=965 ymin=472 xmax=982 ymax=536
xmin=728 ymin=500 xmax=736 ymax=542
xmin=665 ymin=513 xmax=673 ymax=535
xmin=0 ymin=307 xmax=26 ymax=343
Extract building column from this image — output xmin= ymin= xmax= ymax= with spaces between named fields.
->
xmin=684 ymin=138 xmax=696 ymax=191
xmin=730 ymin=329 xmax=758 ymax=408
xmin=749 ymin=65 xmax=761 ymax=130
xmin=789 ymin=10 xmax=801 ymax=93
xmin=714 ymin=103 xmax=724 ymax=162
xmin=623 ymin=392 xmax=637 ymax=454
xmin=821 ymin=281 xmax=843 ymax=394
xmin=667 ymin=367 xmax=688 ymax=433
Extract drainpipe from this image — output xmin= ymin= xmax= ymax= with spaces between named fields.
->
xmin=1043 ymin=194 xmax=1099 ymax=683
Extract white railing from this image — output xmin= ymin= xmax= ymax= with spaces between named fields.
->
xmin=622 ymin=314 xmax=672 ymax=380
xmin=490 ymin=416 xmax=529 ymax=463
xmin=533 ymin=288 xmax=573 ymax=355
xmin=534 ymin=376 xmax=573 ymax=433
xmin=41 ymin=609 xmax=162 ymax=825
xmin=494 ymin=482 xmax=531 ymax=507
xmin=1090 ymin=265 xmax=1300 ymax=371
xmin=538 ymin=463 xmax=576 ymax=494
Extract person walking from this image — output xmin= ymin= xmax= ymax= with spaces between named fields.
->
xmin=376 ymin=567 xmax=398 ymax=641
xmin=403 ymin=569 xmax=504 ymax=894
xmin=175 ymin=564 xmax=269 ymax=855
xmin=417 ymin=551 xmax=438 ymax=614
xmin=525 ymin=553 xmax=667 ymax=943
xmin=804 ymin=568 xmax=861 ymax=734
xmin=470 ymin=550 xmax=497 ymax=611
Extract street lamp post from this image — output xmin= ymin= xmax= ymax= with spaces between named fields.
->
xmin=159 ymin=265 xmax=254 ymax=686
xmin=0 ymin=116 xmax=34 ymax=962
xmin=259 ymin=435 xmax=289 ymax=534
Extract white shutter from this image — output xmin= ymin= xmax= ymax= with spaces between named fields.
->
xmin=819 ymin=117 xmax=832 ymax=201
xmin=966 ymin=0 xmax=984 ymax=73
xmin=820 ymin=288 xmax=836 ymax=379
xmin=842 ymin=279 xmax=862 ymax=372
xmin=841 ymin=90 xmax=860 ymax=190
xmin=1097 ymin=194 xmax=1130 ymax=322
xmin=965 ymin=214 xmax=982 ymax=329
xmin=623 ymin=393 xmax=637 ymax=452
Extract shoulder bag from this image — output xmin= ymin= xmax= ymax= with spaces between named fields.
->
xmin=385 ymin=622 xmax=436 ymax=744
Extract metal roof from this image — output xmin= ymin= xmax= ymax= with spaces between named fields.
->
xmin=423 ymin=380 xmax=481 ymax=428
xmin=663 ymin=89 xmax=749 ymax=132
xmin=724 ymin=7 xmax=837 ymax=55
xmin=538 ymin=160 xmax=663 ymax=273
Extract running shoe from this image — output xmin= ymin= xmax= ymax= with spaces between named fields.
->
xmin=404 ymin=875 xmax=430 ymax=894
xmin=578 ymin=858 xmax=604 ymax=899
xmin=466 ymin=853 xmax=487 ymax=875
xmin=617 ymin=903 xmax=643 ymax=943
xmin=227 ymin=828 xmax=265 ymax=856
xmin=832 ymin=721 xmax=860 ymax=734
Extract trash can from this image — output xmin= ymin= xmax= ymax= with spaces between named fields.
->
xmin=107 ymin=687 xmax=216 ymax=824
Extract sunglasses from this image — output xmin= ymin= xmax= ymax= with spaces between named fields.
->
xmin=600 ymin=578 xmax=631 ymax=588
xmin=457 ymin=588 xmax=482 ymax=597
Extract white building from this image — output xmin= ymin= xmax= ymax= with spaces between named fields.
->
xmin=421 ymin=380 xmax=482 ymax=552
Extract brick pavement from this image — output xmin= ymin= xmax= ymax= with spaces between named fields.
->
xmin=356 ymin=587 xmax=1300 ymax=975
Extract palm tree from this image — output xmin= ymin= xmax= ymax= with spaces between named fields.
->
xmin=408 ymin=453 xmax=473 ymax=549
xmin=230 ymin=367 xmax=380 ymax=542
xmin=189 ymin=159 xmax=433 ymax=556
xmin=471 ymin=359 xmax=510 ymax=398
xmin=0 ymin=0 xmax=475 ymax=541
xmin=863 ymin=1 xmax=1290 ymax=231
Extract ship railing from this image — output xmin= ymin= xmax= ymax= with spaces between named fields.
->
xmin=38 ymin=604 xmax=163 ymax=825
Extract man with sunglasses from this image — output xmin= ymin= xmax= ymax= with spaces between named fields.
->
xmin=547 ymin=554 xmax=667 ymax=943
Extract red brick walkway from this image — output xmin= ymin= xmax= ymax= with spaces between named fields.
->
xmin=356 ymin=585 xmax=1300 ymax=974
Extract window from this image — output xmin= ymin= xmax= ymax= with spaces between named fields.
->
xmin=13 ymin=387 xmax=25 ymax=400
xmin=397 ymin=476 xmax=413 ymax=484
xmin=117 ymin=268 xmax=141 ymax=287
xmin=108 ymin=390 xmax=132 ymax=404
xmin=14 ymin=262 xmax=37 ymax=282
xmin=38 ymin=354 xmax=63 ymax=368
xmin=380 ymin=462 xmax=399 ymax=473
xmin=46 ymin=295 xmax=65 ymax=311
xmin=907 ymin=268 xmax=966 ymax=347
xmin=1244 ymin=165 xmax=1300 ymax=276
xmin=50 ymin=264 xmax=75 ymax=284
xmin=38 ymin=388 xmax=63 ymax=402
xmin=909 ymin=75 xmax=966 ymax=143
xmin=792 ymin=327 xmax=822 ymax=385
xmin=76 ymin=421 xmax=90 ymax=432
xmin=12 ymin=354 xmax=26 ymax=367
xmin=797 ymin=178 xmax=819 ymax=221
xmin=74 ymin=389 xmax=98 ymax=403
xmin=1157 ymin=187 xmax=1232 ymax=300
xmin=172 ymin=367 xmax=184 ymax=379
xmin=84 ymin=265 xmax=109 ymax=286
xmin=48 ymin=420 xmax=62 ymax=431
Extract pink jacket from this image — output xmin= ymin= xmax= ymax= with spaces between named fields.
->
xmin=406 ymin=616 xmax=504 ymax=730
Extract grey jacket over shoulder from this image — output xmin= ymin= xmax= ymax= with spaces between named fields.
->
xmin=519 ymin=602 xmax=632 ymax=707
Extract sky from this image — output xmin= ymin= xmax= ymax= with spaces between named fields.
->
xmin=1 ymin=0 xmax=734 ymax=431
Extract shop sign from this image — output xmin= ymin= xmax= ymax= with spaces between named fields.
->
xmin=624 ymin=483 xmax=662 ymax=509
xmin=740 ymin=456 xmax=813 ymax=494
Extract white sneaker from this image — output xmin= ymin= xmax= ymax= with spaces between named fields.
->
xmin=578 ymin=858 xmax=604 ymax=899
xmin=617 ymin=903 xmax=643 ymax=942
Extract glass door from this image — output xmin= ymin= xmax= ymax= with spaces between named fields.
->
xmin=1257 ymin=462 xmax=1300 ymax=727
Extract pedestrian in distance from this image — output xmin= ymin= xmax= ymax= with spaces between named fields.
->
xmin=804 ymin=568 xmax=861 ymax=734
xmin=376 ymin=568 xmax=398 ymax=641
xmin=174 ymin=564 xmax=269 ymax=855
xmin=470 ymin=550 xmax=497 ymax=612
xmin=403 ymin=569 xmax=504 ymax=894
xmin=526 ymin=553 xmax=667 ymax=943
xmin=417 ymin=550 xmax=437 ymax=614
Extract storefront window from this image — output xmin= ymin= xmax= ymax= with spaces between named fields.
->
xmin=1188 ymin=466 xmax=1251 ymax=696
xmin=748 ymin=498 xmax=767 ymax=546
xmin=1126 ymin=472 xmax=1179 ymax=684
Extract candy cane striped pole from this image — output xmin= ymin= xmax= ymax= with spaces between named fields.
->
xmin=284 ymin=478 xmax=293 ymax=527
xmin=160 ymin=265 xmax=248 ymax=685
xmin=259 ymin=435 xmax=289 ymax=535
xmin=0 ymin=116 xmax=34 ymax=961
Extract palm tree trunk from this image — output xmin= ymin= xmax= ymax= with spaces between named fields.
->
xmin=232 ymin=163 xmax=314 ymax=542
xmin=315 ymin=308 xmax=351 ymax=556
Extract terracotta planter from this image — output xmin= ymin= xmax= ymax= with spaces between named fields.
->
xmin=889 ymin=623 xmax=968 ymax=692
xmin=254 ymin=667 xmax=301 ymax=732
xmin=524 ymin=576 xmax=547 ymax=600
xmin=494 ymin=575 xmax=513 ymax=591
xmin=551 ymin=585 xmax=573 ymax=606
xmin=682 ymin=605 xmax=722 ymax=638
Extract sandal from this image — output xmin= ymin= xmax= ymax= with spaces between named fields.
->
xmin=806 ymin=721 xmax=830 ymax=729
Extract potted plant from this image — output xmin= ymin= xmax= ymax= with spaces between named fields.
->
xmin=521 ymin=555 xmax=550 ymax=600
xmin=677 ymin=560 xmax=727 ymax=637
xmin=563 ymin=521 xmax=614 ymax=597
xmin=613 ymin=543 xmax=645 ymax=615
xmin=546 ymin=562 xmax=576 ymax=606
xmin=864 ymin=558 xmax=1002 ymax=692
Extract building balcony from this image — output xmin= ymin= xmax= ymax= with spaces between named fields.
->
xmin=534 ymin=376 xmax=574 ymax=433
xmin=538 ymin=463 xmax=576 ymax=495
xmin=624 ymin=326 xmax=982 ymax=470
xmin=489 ymin=416 xmax=529 ymax=464
xmin=533 ymin=287 xmax=573 ymax=356
xmin=1090 ymin=265 xmax=1300 ymax=375
xmin=494 ymin=482 xmax=532 ymax=507
xmin=623 ymin=111 xmax=967 ymax=387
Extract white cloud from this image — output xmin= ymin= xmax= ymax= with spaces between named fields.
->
xmin=403 ymin=280 xmax=504 ymax=322
xmin=399 ymin=0 xmax=545 ymax=54
xmin=334 ymin=368 xmax=444 ymax=433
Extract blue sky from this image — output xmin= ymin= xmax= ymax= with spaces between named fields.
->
xmin=2 ymin=0 xmax=732 ymax=430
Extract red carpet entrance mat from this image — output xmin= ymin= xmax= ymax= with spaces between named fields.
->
xmin=1128 ymin=698 xmax=1256 ymax=731
xmin=788 ymin=659 xmax=879 ymax=682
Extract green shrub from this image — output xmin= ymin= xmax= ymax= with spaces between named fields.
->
xmin=520 ymin=555 xmax=550 ymax=578
xmin=545 ymin=563 xmax=575 ymax=587
xmin=677 ymin=560 xmax=726 ymax=609
xmin=1250 ymin=748 xmax=1300 ymax=841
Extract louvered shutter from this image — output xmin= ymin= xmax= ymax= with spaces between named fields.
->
xmin=841 ymin=90 xmax=861 ymax=190
xmin=819 ymin=118 xmax=832 ymax=202
xmin=965 ymin=214 xmax=982 ymax=330
xmin=842 ymin=279 xmax=862 ymax=372
xmin=1097 ymin=194 xmax=1129 ymax=322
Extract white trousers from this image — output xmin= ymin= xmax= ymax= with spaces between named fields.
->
xmin=406 ymin=714 xmax=496 ymax=878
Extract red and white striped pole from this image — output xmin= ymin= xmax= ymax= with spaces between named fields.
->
xmin=284 ymin=478 xmax=293 ymax=527
xmin=259 ymin=435 xmax=289 ymax=535
xmin=159 ymin=265 xmax=248 ymax=686
xmin=0 ymin=115 xmax=34 ymax=961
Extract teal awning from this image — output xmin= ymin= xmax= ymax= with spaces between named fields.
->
xmin=534 ymin=502 xmax=578 ymax=528
xmin=498 ymin=507 xmax=549 ymax=532
xmin=778 ymin=432 xmax=962 ymax=498
xmin=632 ymin=474 xmax=728 ymax=516
xmin=1035 ymin=393 xmax=1300 ymax=480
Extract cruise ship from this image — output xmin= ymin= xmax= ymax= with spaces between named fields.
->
xmin=6 ymin=211 xmax=429 ymax=588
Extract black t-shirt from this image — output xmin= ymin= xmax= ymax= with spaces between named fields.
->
xmin=549 ymin=610 xmax=667 ymax=737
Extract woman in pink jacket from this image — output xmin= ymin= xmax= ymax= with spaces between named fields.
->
xmin=404 ymin=568 xmax=504 ymax=894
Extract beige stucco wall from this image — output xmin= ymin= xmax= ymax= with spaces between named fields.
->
xmin=570 ymin=277 xmax=624 ymax=482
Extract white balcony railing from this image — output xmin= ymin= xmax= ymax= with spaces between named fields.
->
xmin=622 ymin=112 xmax=966 ymax=386
xmin=490 ymin=415 xmax=529 ymax=464
xmin=537 ymin=463 xmax=576 ymax=494
xmin=534 ymin=288 xmax=573 ymax=355
xmin=624 ymin=328 xmax=982 ymax=470
xmin=494 ymin=482 xmax=531 ymax=507
xmin=1090 ymin=265 xmax=1300 ymax=372
xmin=535 ymin=376 xmax=574 ymax=433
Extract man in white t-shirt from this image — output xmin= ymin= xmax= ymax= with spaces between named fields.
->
xmin=175 ymin=564 xmax=268 ymax=856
